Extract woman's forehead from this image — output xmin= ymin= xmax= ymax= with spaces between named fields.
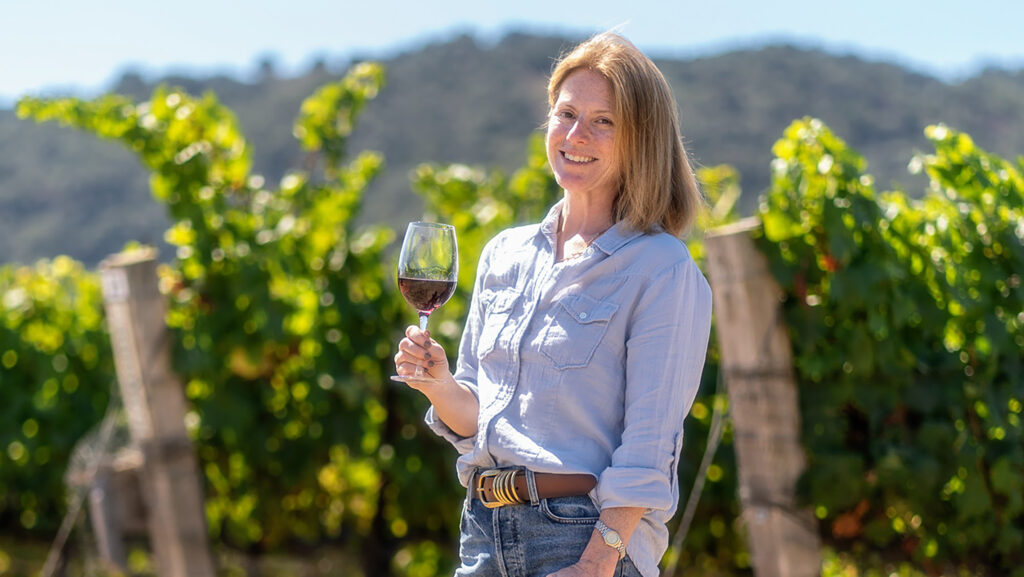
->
xmin=554 ymin=69 xmax=614 ymax=109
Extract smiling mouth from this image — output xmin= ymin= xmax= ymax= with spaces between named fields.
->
xmin=562 ymin=151 xmax=596 ymax=164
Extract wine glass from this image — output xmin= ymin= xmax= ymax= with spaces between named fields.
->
xmin=391 ymin=221 xmax=458 ymax=382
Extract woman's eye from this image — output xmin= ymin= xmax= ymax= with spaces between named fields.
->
xmin=556 ymin=110 xmax=575 ymax=120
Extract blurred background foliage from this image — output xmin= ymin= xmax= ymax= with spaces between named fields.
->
xmin=0 ymin=51 xmax=1021 ymax=577
xmin=759 ymin=118 xmax=1023 ymax=575
xmin=0 ymin=257 xmax=113 ymax=537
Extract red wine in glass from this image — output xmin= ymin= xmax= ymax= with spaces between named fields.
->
xmin=398 ymin=277 xmax=457 ymax=316
xmin=392 ymin=222 xmax=458 ymax=383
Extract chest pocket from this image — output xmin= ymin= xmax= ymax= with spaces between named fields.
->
xmin=541 ymin=294 xmax=618 ymax=369
xmin=477 ymin=288 xmax=518 ymax=359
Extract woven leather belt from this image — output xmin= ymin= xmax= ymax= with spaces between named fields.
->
xmin=473 ymin=469 xmax=596 ymax=508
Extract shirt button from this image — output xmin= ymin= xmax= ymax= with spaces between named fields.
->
xmin=579 ymin=312 xmax=588 ymax=319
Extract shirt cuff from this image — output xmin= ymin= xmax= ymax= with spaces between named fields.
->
xmin=595 ymin=466 xmax=675 ymax=512
xmin=424 ymin=405 xmax=476 ymax=454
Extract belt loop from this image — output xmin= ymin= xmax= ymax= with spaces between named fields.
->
xmin=465 ymin=470 xmax=476 ymax=511
xmin=524 ymin=468 xmax=540 ymax=506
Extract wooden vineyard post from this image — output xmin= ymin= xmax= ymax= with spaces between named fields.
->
xmin=704 ymin=218 xmax=822 ymax=577
xmin=99 ymin=249 xmax=216 ymax=577
xmin=88 ymin=464 xmax=126 ymax=570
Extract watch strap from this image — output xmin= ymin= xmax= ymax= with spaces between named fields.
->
xmin=594 ymin=519 xmax=627 ymax=560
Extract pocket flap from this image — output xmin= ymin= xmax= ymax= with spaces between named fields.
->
xmin=559 ymin=294 xmax=617 ymax=324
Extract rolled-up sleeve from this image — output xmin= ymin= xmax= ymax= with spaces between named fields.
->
xmin=424 ymin=402 xmax=477 ymax=454
xmin=595 ymin=258 xmax=713 ymax=511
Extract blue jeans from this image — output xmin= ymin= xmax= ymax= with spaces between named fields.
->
xmin=455 ymin=470 xmax=643 ymax=577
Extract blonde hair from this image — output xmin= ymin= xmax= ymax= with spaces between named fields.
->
xmin=548 ymin=32 xmax=701 ymax=237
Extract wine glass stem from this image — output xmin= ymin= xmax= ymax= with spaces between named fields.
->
xmin=415 ymin=313 xmax=430 ymax=378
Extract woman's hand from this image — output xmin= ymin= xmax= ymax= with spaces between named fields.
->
xmin=545 ymin=559 xmax=615 ymax=577
xmin=393 ymin=326 xmax=479 ymax=437
xmin=394 ymin=326 xmax=452 ymax=388
xmin=547 ymin=508 xmax=644 ymax=577
xmin=544 ymin=537 xmax=619 ymax=577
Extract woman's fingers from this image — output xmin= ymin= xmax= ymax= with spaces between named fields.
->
xmin=397 ymin=336 xmax=431 ymax=361
xmin=405 ymin=326 xmax=434 ymax=350
xmin=394 ymin=326 xmax=446 ymax=378
xmin=394 ymin=347 xmax=425 ymax=372
xmin=403 ymin=326 xmax=439 ymax=358
xmin=394 ymin=360 xmax=421 ymax=377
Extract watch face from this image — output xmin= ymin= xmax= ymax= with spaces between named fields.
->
xmin=605 ymin=532 xmax=622 ymax=546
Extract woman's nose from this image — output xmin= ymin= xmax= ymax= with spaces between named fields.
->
xmin=567 ymin=120 xmax=589 ymax=143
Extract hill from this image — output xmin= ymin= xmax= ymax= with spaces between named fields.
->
xmin=2 ymin=32 xmax=1023 ymax=265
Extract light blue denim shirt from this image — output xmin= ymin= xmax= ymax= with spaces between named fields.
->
xmin=426 ymin=201 xmax=713 ymax=577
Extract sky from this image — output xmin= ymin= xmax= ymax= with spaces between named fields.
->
xmin=2 ymin=0 xmax=1023 ymax=107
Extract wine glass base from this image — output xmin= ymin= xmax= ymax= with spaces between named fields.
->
xmin=390 ymin=374 xmax=441 ymax=384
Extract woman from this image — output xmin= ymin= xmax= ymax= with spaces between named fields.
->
xmin=394 ymin=32 xmax=712 ymax=577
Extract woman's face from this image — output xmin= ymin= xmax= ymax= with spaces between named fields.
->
xmin=546 ymin=68 xmax=621 ymax=201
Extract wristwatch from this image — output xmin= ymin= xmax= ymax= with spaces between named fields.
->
xmin=594 ymin=520 xmax=626 ymax=560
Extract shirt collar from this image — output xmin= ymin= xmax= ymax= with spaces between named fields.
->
xmin=539 ymin=200 xmax=647 ymax=256
xmin=592 ymin=220 xmax=646 ymax=255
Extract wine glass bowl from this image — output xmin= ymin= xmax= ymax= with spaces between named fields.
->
xmin=392 ymin=222 xmax=457 ymax=382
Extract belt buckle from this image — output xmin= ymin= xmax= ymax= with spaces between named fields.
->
xmin=476 ymin=469 xmax=504 ymax=509
xmin=477 ymin=468 xmax=526 ymax=508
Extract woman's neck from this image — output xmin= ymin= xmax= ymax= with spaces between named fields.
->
xmin=559 ymin=192 xmax=613 ymax=238
xmin=556 ymin=192 xmax=614 ymax=262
